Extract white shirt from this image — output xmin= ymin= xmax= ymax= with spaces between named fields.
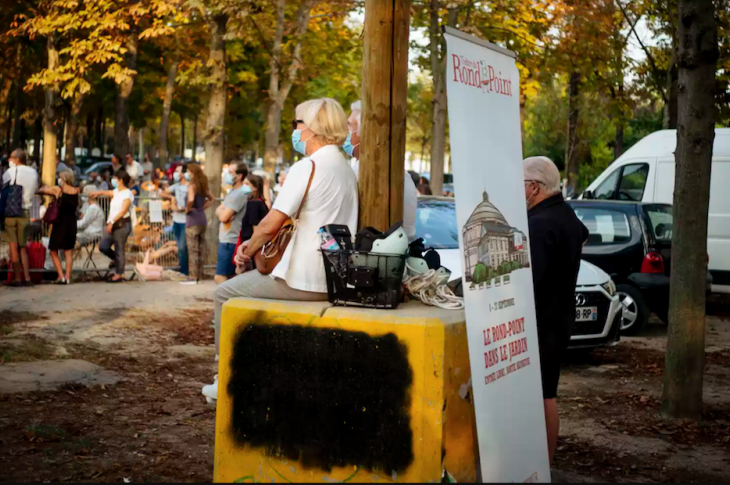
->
xmin=107 ymin=188 xmax=135 ymax=225
xmin=78 ymin=204 xmax=105 ymax=235
xmin=272 ymin=145 xmax=359 ymax=293
xmin=126 ymin=161 xmax=143 ymax=183
xmin=2 ymin=165 xmax=39 ymax=210
xmin=350 ymin=159 xmax=417 ymax=242
xmin=169 ymin=183 xmax=189 ymax=224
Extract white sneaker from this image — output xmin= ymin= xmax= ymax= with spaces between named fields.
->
xmin=180 ymin=279 xmax=198 ymax=285
xmin=202 ymin=375 xmax=218 ymax=403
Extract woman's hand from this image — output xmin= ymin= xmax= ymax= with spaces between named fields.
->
xmin=105 ymin=223 xmax=113 ymax=234
xmin=234 ymin=240 xmax=252 ymax=268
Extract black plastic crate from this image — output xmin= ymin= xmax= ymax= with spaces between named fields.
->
xmin=321 ymin=249 xmax=407 ymax=309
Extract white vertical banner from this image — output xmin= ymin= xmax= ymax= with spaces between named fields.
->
xmin=444 ymin=28 xmax=551 ymax=483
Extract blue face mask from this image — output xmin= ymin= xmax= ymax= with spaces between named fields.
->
xmin=342 ymin=132 xmax=359 ymax=157
xmin=173 ymin=172 xmax=180 ymax=182
xmin=292 ymin=129 xmax=308 ymax=156
xmin=111 ymin=178 xmax=118 ymax=189
xmin=184 ymin=172 xmax=191 ymax=181
xmin=224 ymin=171 xmax=234 ymax=186
xmin=241 ymin=184 xmax=252 ymax=195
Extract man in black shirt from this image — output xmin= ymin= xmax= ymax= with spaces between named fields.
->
xmin=524 ymin=156 xmax=588 ymax=463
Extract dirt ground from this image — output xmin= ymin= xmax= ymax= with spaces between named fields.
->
xmin=1 ymin=282 xmax=729 ymax=483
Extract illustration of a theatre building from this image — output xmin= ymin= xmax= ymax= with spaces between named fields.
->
xmin=462 ymin=191 xmax=530 ymax=285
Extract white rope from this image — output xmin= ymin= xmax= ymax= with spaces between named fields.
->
xmin=404 ymin=262 xmax=465 ymax=311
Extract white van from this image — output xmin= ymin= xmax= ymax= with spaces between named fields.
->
xmin=580 ymin=128 xmax=730 ymax=293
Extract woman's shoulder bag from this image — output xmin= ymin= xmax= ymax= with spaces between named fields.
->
xmin=254 ymin=160 xmax=315 ymax=275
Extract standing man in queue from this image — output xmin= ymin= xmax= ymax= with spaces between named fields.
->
xmin=343 ymin=100 xmax=418 ymax=241
xmin=523 ymin=156 xmax=588 ymax=464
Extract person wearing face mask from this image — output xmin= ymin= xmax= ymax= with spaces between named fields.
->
xmin=90 ymin=169 xmax=136 ymax=283
xmin=232 ymin=174 xmax=270 ymax=271
xmin=343 ymin=100 xmax=418 ymax=242
xmin=522 ymin=156 xmax=588 ymax=464
xmin=160 ymin=164 xmax=190 ymax=276
xmin=37 ymin=170 xmax=80 ymax=284
xmin=201 ymin=97 xmax=357 ymax=403
xmin=214 ymin=163 xmax=249 ymax=284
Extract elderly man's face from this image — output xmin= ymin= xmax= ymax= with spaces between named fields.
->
xmin=228 ymin=163 xmax=237 ymax=176
xmin=524 ymin=179 xmax=541 ymax=209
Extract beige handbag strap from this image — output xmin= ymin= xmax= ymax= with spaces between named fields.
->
xmin=293 ymin=160 xmax=316 ymax=221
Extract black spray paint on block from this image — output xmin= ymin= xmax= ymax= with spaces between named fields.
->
xmin=228 ymin=322 xmax=414 ymax=474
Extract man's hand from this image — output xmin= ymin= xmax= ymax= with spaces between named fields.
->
xmin=234 ymin=240 xmax=252 ymax=269
xmin=105 ymin=223 xmax=113 ymax=234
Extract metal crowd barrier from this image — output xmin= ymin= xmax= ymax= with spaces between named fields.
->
xmin=0 ymin=192 xmax=223 ymax=275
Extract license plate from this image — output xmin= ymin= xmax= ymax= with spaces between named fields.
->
xmin=576 ymin=306 xmax=598 ymax=322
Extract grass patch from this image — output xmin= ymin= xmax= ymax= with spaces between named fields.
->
xmin=0 ymin=325 xmax=13 ymax=336
xmin=0 ymin=338 xmax=54 ymax=363
xmin=26 ymin=424 xmax=67 ymax=442
xmin=0 ymin=310 xmax=46 ymax=326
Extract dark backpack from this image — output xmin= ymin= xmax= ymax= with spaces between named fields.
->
xmin=1 ymin=168 xmax=25 ymax=218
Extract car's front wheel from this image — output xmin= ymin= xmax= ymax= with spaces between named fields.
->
xmin=616 ymin=284 xmax=649 ymax=335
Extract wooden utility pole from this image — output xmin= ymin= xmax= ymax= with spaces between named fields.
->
xmin=662 ymin=0 xmax=718 ymax=420
xmin=359 ymin=0 xmax=410 ymax=230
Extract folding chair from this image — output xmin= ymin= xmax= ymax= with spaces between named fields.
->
xmin=74 ymin=238 xmax=104 ymax=278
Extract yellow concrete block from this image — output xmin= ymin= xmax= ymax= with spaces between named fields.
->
xmin=215 ymin=299 xmax=476 ymax=483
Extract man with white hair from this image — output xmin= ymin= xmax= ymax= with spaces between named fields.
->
xmin=523 ymin=155 xmax=588 ymax=464
xmin=344 ymin=100 xmax=418 ymax=241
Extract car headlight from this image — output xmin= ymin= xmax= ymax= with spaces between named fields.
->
xmin=602 ymin=280 xmax=616 ymax=296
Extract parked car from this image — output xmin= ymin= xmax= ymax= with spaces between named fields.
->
xmin=579 ymin=128 xmax=730 ymax=294
xmin=82 ymin=161 xmax=114 ymax=181
xmin=416 ymin=196 xmax=622 ymax=349
xmin=76 ymin=155 xmax=111 ymax=171
xmin=568 ymin=199 xmax=712 ymax=335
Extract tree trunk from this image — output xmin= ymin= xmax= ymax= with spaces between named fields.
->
xmin=158 ymin=48 xmax=179 ymax=167
xmin=114 ymin=29 xmax=138 ymax=159
xmin=204 ymin=13 xmax=228 ymax=263
xmin=428 ymin=0 xmax=446 ymax=198
xmin=85 ymin=112 xmax=93 ymax=150
xmin=42 ymin=36 xmax=59 ymax=188
xmin=180 ymin=112 xmax=185 ymax=157
xmin=263 ymin=104 xmax=282 ymax=172
xmin=64 ymin=93 xmax=83 ymax=163
xmin=614 ymin=82 xmax=625 ymax=160
xmin=662 ymin=0 xmax=718 ymax=420
xmin=57 ymin=112 xmax=64 ymax=160
xmin=263 ymin=0 xmax=313 ymax=174
xmin=428 ymin=2 xmax=458 ymax=197
xmin=664 ymin=33 xmax=679 ymax=129
xmin=5 ymin=96 xmax=13 ymax=149
xmin=138 ymin=127 xmax=144 ymax=161
xmin=565 ymin=71 xmax=581 ymax=194
xmin=33 ymin=117 xmax=42 ymax=163
xmin=11 ymin=58 xmax=23 ymax=150
xmin=614 ymin=122 xmax=624 ymax=160
xmin=95 ymin=106 xmax=103 ymax=152
xmin=192 ymin=114 xmax=198 ymax=162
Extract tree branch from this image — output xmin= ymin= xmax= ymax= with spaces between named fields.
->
xmin=278 ymin=0 xmax=314 ymax=104
xmin=614 ymin=0 xmax=668 ymax=102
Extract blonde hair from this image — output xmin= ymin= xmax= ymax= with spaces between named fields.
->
xmin=295 ymin=98 xmax=348 ymax=146
xmin=59 ymin=169 xmax=75 ymax=186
